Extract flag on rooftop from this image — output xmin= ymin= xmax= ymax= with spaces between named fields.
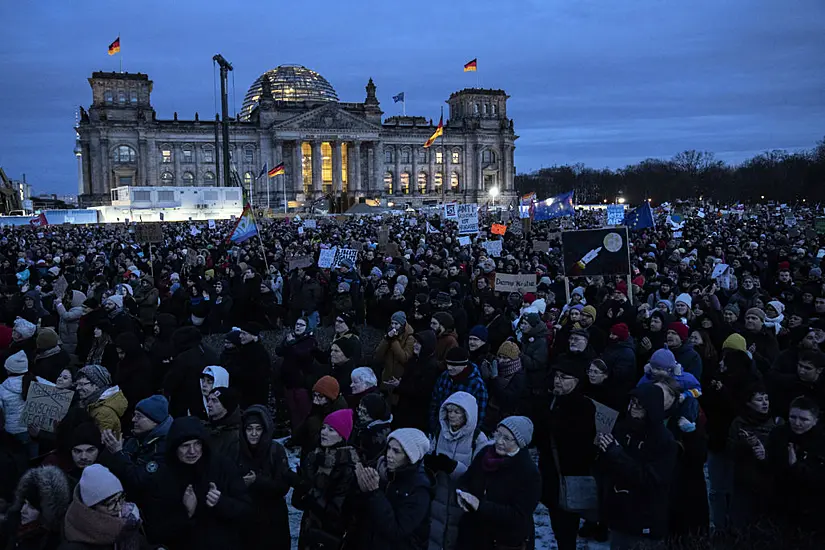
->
xmin=108 ymin=37 xmax=120 ymax=55
xmin=464 ymin=58 xmax=477 ymax=72
xmin=424 ymin=115 xmax=443 ymax=148
xmin=392 ymin=92 xmax=405 ymax=103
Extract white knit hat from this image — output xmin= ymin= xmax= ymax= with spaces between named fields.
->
xmin=4 ymin=351 xmax=28 ymax=374
xmin=388 ymin=428 xmax=430 ymax=464
xmin=79 ymin=464 xmax=123 ymax=507
xmin=13 ymin=318 xmax=36 ymax=340
xmin=498 ymin=416 xmax=534 ymax=448
xmin=105 ymin=294 xmax=124 ymax=309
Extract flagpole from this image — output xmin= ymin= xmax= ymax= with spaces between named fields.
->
xmin=282 ymin=174 xmax=287 ymax=214
xmin=440 ymin=105 xmax=445 ymax=206
xmin=247 ymin=204 xmax=271 ymax=274
xmin=403 ymin=97 xmax=406 ymax=116
xmin=119 ymin=32 xmax=122 ymax=73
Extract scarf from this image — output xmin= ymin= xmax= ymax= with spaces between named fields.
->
xmin=86 ymin=334 xmax=111 ymax=366
xmin=63 ymin=494 xmax=143 ymax=550
xmin=497 ymin=357 xmax=522 ymax=379
xmin=481 ymin=445 xmax=508 ymax=472
xmin=35 ymin=346 xmax=62 ymax=361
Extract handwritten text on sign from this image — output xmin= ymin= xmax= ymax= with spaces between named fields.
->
xmin=493 ymin=273 xmax=537 ymax=293
xmin=23 ymin=382 xmax=74 ymax=432
xmin=457 ymin=203 xmax=479 ymax=235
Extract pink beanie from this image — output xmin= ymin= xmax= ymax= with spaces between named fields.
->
xmin=323 ymin=409 xmax=353 ymax=441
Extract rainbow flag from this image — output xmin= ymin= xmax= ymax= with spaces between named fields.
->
xmin=227 ymin=204 xmax=258 ymax=243
xmin=464 ymin=58 xmax=477 ymax=72
xmin=268 ymin=163 xmax=285 ymax=177
xmin=108 ymin=37 xmax=120 ymax=55
xmin=424 ymin=116 xmax=443 ymax=148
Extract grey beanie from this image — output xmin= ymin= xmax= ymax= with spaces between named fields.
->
xmin=498 ymin=416 xmax=534 ymax=448
xmin=78 ymin=364 xmax=112 ymax=389
xmin=391 ymin=311 xmax=407 ymax=326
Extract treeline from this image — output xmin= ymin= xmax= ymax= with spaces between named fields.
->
xmin=515 ymin=136 xmax=825 ymax=204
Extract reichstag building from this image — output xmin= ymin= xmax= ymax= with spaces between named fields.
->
xmin=75 ymin=65 xmax=517 ymax=210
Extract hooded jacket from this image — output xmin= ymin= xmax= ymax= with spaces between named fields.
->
xmin=143 ymin=416 xmax=253 ymax=550
xmin=56 ymin=290 xmax=87 ymax=354
xmin=519 ymin=320 xmax=549 ymax=393
xmin=429 ymin=392 xmax=489 ymax=550
xmin=224 ymin=338 xmax=271 ymax=410
xmin=374 ymin=322 xmax=415 ymax=405
xmin=163 ymin=327 xmax=219 ymax=418
xmin=0 ymin=374 xmax=28 ymax=435
xmin=602 ymin=336 xmax=638 ymax=393
xmin=598 ymin=384 xmax=678 ymax=539
xmin=148 ymin=313 xmax=177 ymax=391
xmin=670 ymin=341 xmax=704 ymax=381
xmin=87 ymin=386 xmax=128 ymax=439
xmin=394 ymin=330 xmax=441 ymax=433
xmin=3 ymin=465 xmax=71 ymax=550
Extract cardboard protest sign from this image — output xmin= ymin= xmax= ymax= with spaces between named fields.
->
xmin=590 ymin=399 xmax=619 ymax=434
xmin=317 ymin=247 xmax=337 ymax=268
xmin=457 ymin=236 xmax=471 ymax=247
xmin=23 ymin=382 xmax=74 ymax=432
xmin=377 ymin=227 xmax=390 ymax=249
xmin=288 ymin=256 xmax=313 ymax=271
xmin=711 ymin=263 xmax=729 ymax=279
xmin=533 ymin=240 xmax=550 ymax=253
xmin=457 ymin=203 xmax=479 ymax=235
xmin=333 ymin=248 xmax=358 ymax=268
xmin=208 ymin=219 xmax=216 ymax=229
xmin=491 ymin=223 xmax=507 ymax=235
xmin=135 ymin=223 xmax=163 ymax=243
xmin=561 ymin=227 xmax=630 ymax=276
xmin=493 ymin=273 xmax=537 ymax=293
xmin=483 ymin=240 xmax=503 ymax=257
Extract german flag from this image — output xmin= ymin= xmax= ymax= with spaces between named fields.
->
xmin=463 ymin=58 xmax=477 ymax=72
xmin=108 ymin=37 xmax=120 ymax=56
xmin=424 ymin=116 xmax=443 ymax=148
xmin=268 ymin=162 xmax=285 ymax=177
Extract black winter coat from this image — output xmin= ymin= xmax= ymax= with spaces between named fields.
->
xmin=223 ymin=339 xmax=271 ymax=409
xmin=162 ymin=327 xmax=219 ymax=418
xmin=602 ymin=338 xmax=637 ymax=393
xmin=394 ymin=330 xmax=440 ymax=433
xmin=767 ymin=424 xmax=825 ymax=532
xmin=276 ymin=332 xmax=319 ymax=390
xmin=455 ymin=446 xmax=541 ymax=550
xmin=33 ymin=347 xmax=71 ymax=384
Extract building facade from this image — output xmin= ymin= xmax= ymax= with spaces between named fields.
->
xmin=76 ymin=65 xmax=517 ymax=210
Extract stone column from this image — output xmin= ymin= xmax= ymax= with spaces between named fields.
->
xmin=271 ymin=139 xmax=282 ymax=208
xmin=444 ymin=143 xmax=452 ymax=195
xmin=100 ymin=138 xmax=110 ymax=195
xmin=146 ymin=138 xmax=157 ymax=187
xmin=393 ymin=145 xmax=401 ymax=195
xmin=332 ymin=140 xmax=343 ymax=195
xmin=373 ymin=142 xmax=383 ymax=195
xmin=428 ymin=145 xmax=436 ymax=194
xmin=478 ymin=146 xmax=484 ymax=195
xmin=81 ymin=142 xmax=92 ymax=195
xmin=173 ymin=143 xmax=183 ymax=186
xmin=351 ymin=141 xmax=361 ymax=193
xmin=292 ymin=141 xmax=304 ymax=197
xmin=411 ymin=145 xmax=418 ymax=195
xmin=311 ymin=140 xmax=322 ymax=196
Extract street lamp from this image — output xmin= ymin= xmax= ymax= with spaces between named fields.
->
xmin=617 ymin=197 xmax=626 ymax=204
xmin=489 ymin=186 xmax=499 ymax=209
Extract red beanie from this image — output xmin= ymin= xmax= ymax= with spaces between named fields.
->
xmin=610 ymin=323 xmax=630 ymax=341
xmin=323 ymin=409 xmax=353 ymax=441
xmin=778 ymin=261 xmax=790 ymax=272
xmin=523 ymin=293 xmax=536 ymax=304
xmin=616 ymin=281 xmax=628 ymax=296
xmin=632 ymin=275 xmax=646 ymax=288
xmin=668 ymin=321 xmax=689 ymax=342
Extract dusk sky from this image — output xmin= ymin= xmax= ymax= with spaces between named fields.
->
xmin=1 ymin=0 xmax=823 ymax=195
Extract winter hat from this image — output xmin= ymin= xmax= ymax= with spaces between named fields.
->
xmin=610 ymin=323 xmax=630 ymax=341
xmin=810 ymin=267 xmax=822 ymax=278
xmin=649 ymin=348 xmax=682 ymax=375
xmin=77 ymin=364 xmax=112 ymax=389
xmin=469 ymin=325 xmax=489 ymax=342
xmin=388 ymin=428 xmax=430 ymax=464
xmin=667 ymin=322 xmax=689 ymax=342
xmin=445 ymin=347 xmax=470 ymax=370
xmin=554 ymin=358 xmax=585 ymax=381
xmin=675 ymin=293 xmax=692 ymax=309
xmin=48 ymin=266 xmax=60 ymax=277
xmin=497 ymin=416 xmax=534 ymax=448
xmin=497 ymin=341 xmax=521 ymax=360
xmin=323 ymin=409 xmax=354 ymax=440
xmin=745 ymin=308 xmax=766 ymax=322
xmin=581 ymin=305 xmax=597 ymax=320
xmin=432 ymin=311 xmax=455 ymax=330
xmin=136 ymin=395 xmax=169 ymax=424
xmin=370 ymin=267 xmax=383 ymax=278
xmin=339 ymin=257 xmax=355 ymax=270
xmin=523 ymin=312 xmax=542 ymax=328
xmin=722 ymin=333 xmax=748 ymax=353
xmin=4 ymin=351 xmax=28 ymax=374
xmin=338 ymin=281 xmax=351 ymax=293
xmin=13 ymin=318 xmax=36 ymax=340
xmin=632 ymin=275 xmax=646 ymax=288
xmin=225 ymin=330 xmax=243 ymax=346
xmin=656 ymin=299 xmax=673 ymax=313
xmin=78 ymin=464 xmax=123 ymax=507
xmin=523 ymin=293 xmax=537 ymax=304
xmin=333 ymin=336 xmax=359 ymax=361
xmin=616 ymin=280 xmax=628 ymax=296
xmin=767 ymin=301 xmax=785 ymax=316
xmin=105 ymin=294 xmax=123 ymax=309
xmin=36 ymin=328 xmax=59 ymax=351
xmin=570 ymin=328 xmax=590 ymax=341
xmin=361 ymin=392 xmax=391 ymax=422
xmin=209 ymin=386 xmax=240 ymax=413
xmin=391 ymin=311 xmax=407 ymax=326
xmin=337 ymin=311 xmax=355 ymax=328
xmin=313 ymin=375 xmax=340 ymax=400
xmin=71 ymin=422 xmax=102 ymax=450
xmin=723 ymin=303 xmax=741 ymax=318
xmin=572 ymin=287 xmax=585 ymax=298
xmin=240 ymin=322 xmax=262 ymax=336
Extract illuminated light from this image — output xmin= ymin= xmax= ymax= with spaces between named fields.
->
xmin=489 ymin=187 xmax=500 ymax=198
xmin=617 ymin=197 xmax=626 ymax=204
xmin=647 ymin=198 xmax=652 ymax=202
xmin=387 ymin=201 xmax=394 ymax=207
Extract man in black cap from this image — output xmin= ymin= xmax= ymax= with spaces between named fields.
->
xmin=206 ymin=386 xmax=242 ymax=459
xmin=222 ymin=323 xmax=271 ymax=409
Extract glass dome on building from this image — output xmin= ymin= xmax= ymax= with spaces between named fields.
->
xmin=240 ymin=65 xmax=338 ymax=120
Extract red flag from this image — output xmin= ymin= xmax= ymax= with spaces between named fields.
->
xmin=29 ymin=213 xmax=48 ymax=227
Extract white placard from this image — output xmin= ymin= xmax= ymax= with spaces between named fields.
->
xmin=208 ymin=219 xmax=216 ymax=229
xmin=304 ymin=219 xmax=317 ymax=229
xmin=711 ymin=263 xmax=729 ymax=279
xmin=458 ymin=236 xmax=471 ymax=247
xmin=483 ymin=240 xmax=503 ymax=257
xmin=444 ymin=203 xmax=458 ymax=219
xmin=457 ymin=203 xmax=479 ymax=235
xmin=318 ymin=247 xmax=337 ymax=268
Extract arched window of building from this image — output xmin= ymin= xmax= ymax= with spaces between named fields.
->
xmin=491 ymin=103 xmax=497 ymax=115
xmin=202 ymin=146 xmax=215 ymax=163
xmin=182 ymin=146 xmax=193 ymax=163
xmin=104 ymin=90 xmax=114 ymax=104
xmin=244 ymin=147 xmax=255 ymax=164
xmin=118 ymin=90 xmax=126 ymax=104
xmin=384 ymin=148 xmax=394 ymax=164
xmin=451 ymin=172 xmax=460 ymax=191
xmin=113 ymin=145 xmax=136 ymax=163
xmin=482 ymin=149 xmax=496 ymax=164
xmin=483 ymin=103 xmax=488 ymax=115
xmin=417 ymin=149 xmax=427 ymax=163
xmin=182 ymin=172 xmax=195 ymax=186
xmin=451 ymin=148 xmax=461 ymax=164
xmin=418 ymin=172 xmax=428 ymax=194
xmin=384 ymin=171 xmax=394 ymax=194
xmin=400 ymin=172 xmax=410 ymax=194
xmin=130 ymin=90 xmax=138 ymax=104
xmin=243 ymin=172 xmax=254 ymax=189
xmin=473 ymin=103 xmax=479 ymax=115
xmin=434 ymin=173 xmax=443 ymax=189
xmin=401 ymin=148 xmax=411 ymax=163
xmin=161 ymin=147 xmax=172 ymax=163
xmin=203 ymin=171 xmax=216 ymax=186
xmin=160 ymin=172 xmax=174 ymax=185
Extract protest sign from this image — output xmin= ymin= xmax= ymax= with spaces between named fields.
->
xmin=23 ymin=382 xmax=74 ymax=432
xmin=493 ymin=273 xmax=537 ymax=293
xmin=333 ymin=248 xmax=358 ymax=268
xmin=711 ymin=263 xmax=729 ymax=279
xmin=303 ymin=219 xmax=317 ymax=229
xmin=457 ymin=203 xmax=479 ymax=235
xmin=491 ymin=223 xmax=507 ymax=235
xmin=318 ymin=247 xmax=337 ymax=268
xmin=444 ymin=203 xmax=458 ymax=219
xmin=457 ymin=236 xmax=471 ymax=247
xmin=785 ymin=214 xmax=797 ymax=227
xmin=606 ymin=205 xmax=625 ymax=226
xmin=288 ymin=255 xmax=313 ymax=271
xmin=297 ymin=226 xmax=304 ymax=235
xmin=483 ymin=240 xmax=502 ymax=257
xmin=135 ymin=223 xmax=163 ymax=243
xmin=590 ymin=399 xmax=619 ymax=434
xmin=408 ymin=218 xmax=418 ymax=227
xmin=561 ymin=227 xmax=630 ymax=276
xmin=208 ymin=219 xmax=216 ymax=229
xmin=673 ymin=231 xmax=683 ymax=238
xmin=533 ymin=240 xmax=550 ymax=253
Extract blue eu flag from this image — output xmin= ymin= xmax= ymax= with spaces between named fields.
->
xmin=393 ymin=92 xmax=405 ymax=103
xmin=623 ymin=202 xmax=655 ymax=230
xmin=533 ymin=191 xmax=574 ymax=221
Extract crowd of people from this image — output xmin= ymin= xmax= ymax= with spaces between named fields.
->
xmin=0 ymin=200 xmax=823 ymax=550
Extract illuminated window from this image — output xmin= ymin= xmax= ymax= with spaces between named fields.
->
xmin=400 ymin=172 xmax=410 ymax=194
xmin=133 ymin=190 xmax=150 ymax=201
xmin=182 ymin=172 xmax=195 ymax=186
xmin=451 ymin=172 xmax=459 ymax=190
xmin=160 ymin=172 xmax=174 ymax=185
xmin=244 ymin=148 xmax=255 ymax=164
xmin=384 ymin=172 xmax=393 ymax=194
xmin=203 ymin=146 xmax=214 ymax=163
xmin=452 ymin=149 xmax=461 ymax=164
xmin=243 ymin=172 xmax=253 ymax=188
xmin=130 ymin=90 xmax=138 ymax=104
xmin=434 ymin=173 xmax=443 ymax=188
xmin=161 ymin=148 xmax=172 ymax=163
xmin=302 ymin=142 xmax=312 ymax=195
xmin=401 ymin=148 xmax=411 ymax=163
xmin=118 ymin=91 xmax=126 ymax=104
xmin=182 ymin=147 xmax=193 ymax=163
xmin=436 ymin=151 xmax=443 ymax=164
xmin=113 ymin=145 xmax=136 ymax=163
xmin=321 ymin=142 xmax=332 ymax=188
xmin=104 ymin=90 xmax=113 ymax=104
xmin=384 ymin=148 xmax=394 ymax=163
xmin=203 ymin=171 xmax=216 ymax=186
xmin=341 ymin=143 xmax=348 ymax=192
xmin=418 ymin=172 xmax=428 ymax=194
xmin=482 ymin=149 xmax=496 ymax=164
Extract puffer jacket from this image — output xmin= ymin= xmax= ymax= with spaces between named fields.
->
xmin=373 ymin=323 xmax=415 ymax=405
xmin=87 ymin=386 xmax=129 ymax=438
xmin=429 ymin=392 xmax=489 ymax=550
xmin=56 ymin=290 xmax=86 ymax=355
xmin=135 ymin=276 xmax=159 ymax=327
xmin=0 ymin=375 xmax=27 ymax=434
xmin=602 ymin=337 xmax=637 ymax=393
xmin=520 ymin=321 xmax=549 ymax=394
